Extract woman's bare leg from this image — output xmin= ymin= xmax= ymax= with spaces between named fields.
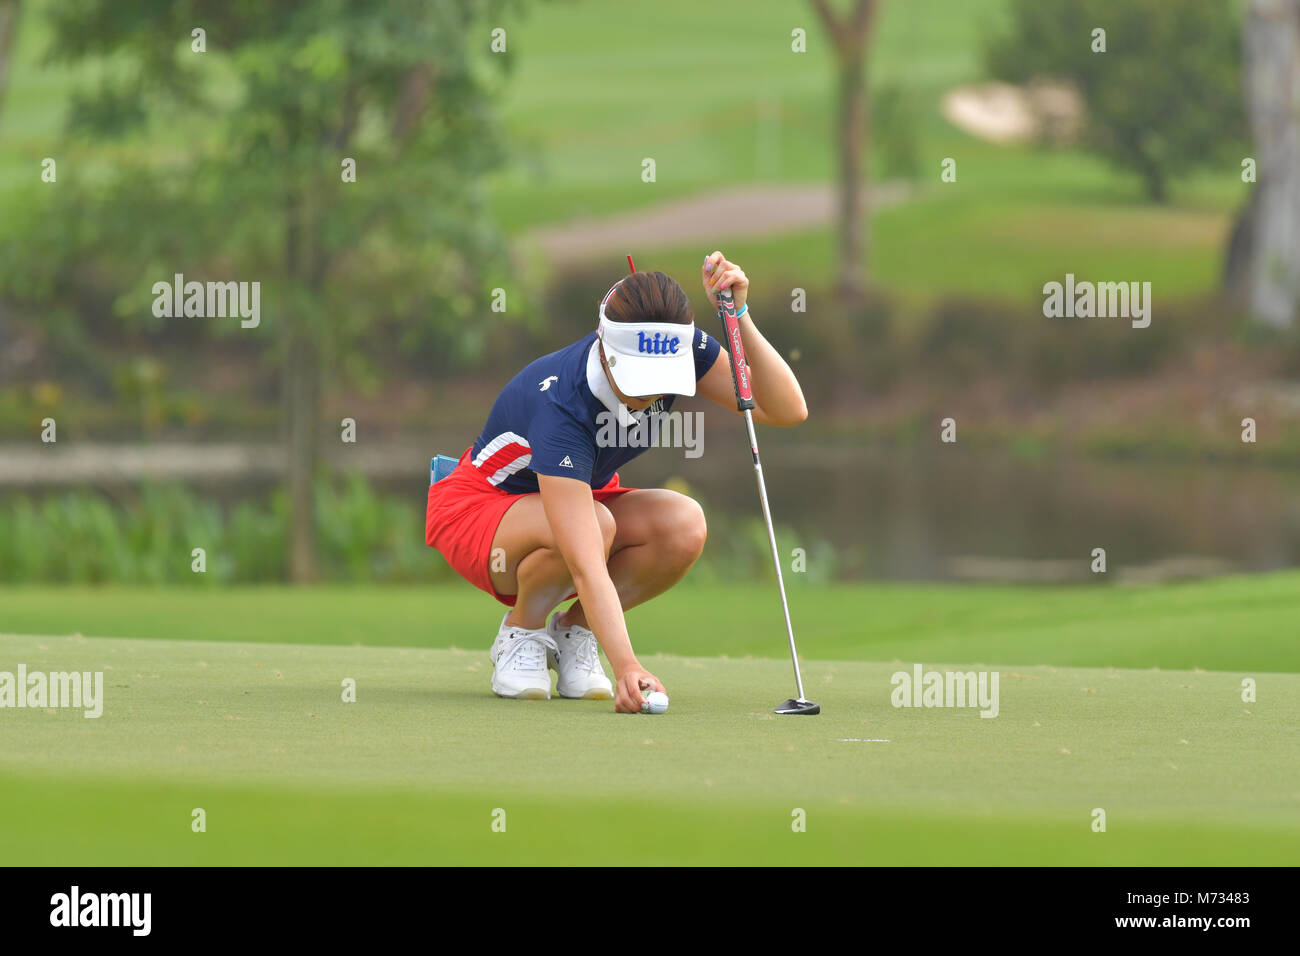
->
xmin=557 ymin=489 xmax=706 ymax=629
xmin=488 ymin=496 xmax=616 ymax=629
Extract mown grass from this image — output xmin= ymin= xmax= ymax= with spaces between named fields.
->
xmin=3 ymin=571 xmax=1298 ymax=672
xmin=1 ymin=617 xmax=1294 ymax=865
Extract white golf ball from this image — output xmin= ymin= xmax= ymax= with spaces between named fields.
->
xmin=642 ymin=691 xmax=669 ymax=715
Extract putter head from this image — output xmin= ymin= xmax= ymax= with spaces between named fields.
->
xmin=775 ymin=697 xmax=820 ymax=715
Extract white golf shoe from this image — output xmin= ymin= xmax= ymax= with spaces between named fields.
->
xmin=547 ymin=613 xmax=614 ymax=700
xmin=489 ymin=614 xmax=557 ymax=700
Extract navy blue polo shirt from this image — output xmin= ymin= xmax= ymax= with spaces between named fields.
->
xmin=468 ymin=329 xmax=721 ymax=493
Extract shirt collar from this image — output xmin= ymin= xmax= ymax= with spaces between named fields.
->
xmin=586 ymin=337 xmax=642 ymax=428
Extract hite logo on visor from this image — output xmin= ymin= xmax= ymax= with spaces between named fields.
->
xmin=638 ymin=331 xmax=681 ymax=355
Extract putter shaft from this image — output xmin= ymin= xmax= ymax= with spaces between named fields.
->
xmin=743 ymin=408 xmax=808 ymax=702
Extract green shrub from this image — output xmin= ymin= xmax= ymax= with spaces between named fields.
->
xmin=0 ymin=475 xmax=847 ymax=586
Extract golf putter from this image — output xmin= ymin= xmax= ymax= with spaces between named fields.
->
xmin=715 ymin=286 xmax=820 ymax=715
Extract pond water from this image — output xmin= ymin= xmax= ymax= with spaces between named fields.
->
xmin=5 ymin=430 xmax=1297 ymax=583
xmin=609 ymin=431 xmax=1300 ymax=581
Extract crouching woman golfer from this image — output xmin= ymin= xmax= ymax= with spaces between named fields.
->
xmin=426 ymin=252 xmax=807 ymax=713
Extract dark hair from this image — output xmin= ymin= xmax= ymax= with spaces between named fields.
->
xmin=602 ymin=271 xmax=693 ymax=325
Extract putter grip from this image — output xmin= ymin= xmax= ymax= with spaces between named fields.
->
xmin=716 ymin=290 xmax=755 ymax=411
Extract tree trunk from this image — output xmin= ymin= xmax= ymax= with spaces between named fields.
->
xmin=1244 ymin=0 xmax=1300 ymax=328
xmin=1223 ymin=187 xmax=1260 ymax=297
xmin=0 ymin=1 xmax=22 ymax=124
xmin=284 ymin=329 xmax=320 ymax=582
xmin=1141 ymin=161 xmax=1168 ymax=204
xmin=836 ymin=52 xmax=869 ymax=301
xmin=810 ymin=0 xmax=876 ymax=303
xmin=283 ymin=167 xmax=320 ymax=583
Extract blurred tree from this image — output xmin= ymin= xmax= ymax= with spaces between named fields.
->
xmin=988 ymin=0 xmax=1245 ymax=203
xmin=873 ymin=82 xmax=921 ymax=182
xmin=808 ymin=0 xmax=877 ymax=302
xmin=9 ymin=0 xmax=519 ymax=580
xmin=0 ymin=1 xmax=19 ymax=121
xmin=1242 ymin=0 xmax=1299 ymax=329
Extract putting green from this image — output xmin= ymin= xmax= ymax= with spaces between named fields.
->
xmin=1 ymin=632 xmax=1295 ymax=865
xmin=4 ymin=573 xmax=1299 ymax=672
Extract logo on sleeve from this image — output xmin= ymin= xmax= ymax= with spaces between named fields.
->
xmin=558 ymin=456 xmax=574 ymax=468
xmin=539 ymin=375 xmax=558 ymax=391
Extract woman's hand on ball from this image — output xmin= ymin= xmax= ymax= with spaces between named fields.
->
xmin=615 ymin=667 xmax=665 ymax=714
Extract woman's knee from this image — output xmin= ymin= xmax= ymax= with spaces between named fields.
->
xmin=656 ymin=493 xmax=707 ymax=565
xmin=594 ymin=501 xmax=618 ymax=555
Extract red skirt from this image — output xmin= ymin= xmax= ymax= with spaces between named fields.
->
xmin=425 ymin=447 xmax=636 ymax=606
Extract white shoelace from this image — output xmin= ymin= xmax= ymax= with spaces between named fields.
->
xmin=499 ymin=631 xmax=558 ymax=673
xmin=568 ymin=627 xmax=603 ymax=675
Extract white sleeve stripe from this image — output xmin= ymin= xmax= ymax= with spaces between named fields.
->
xmin=473 ymin=431 xmax=531 ymax=469
xmin=486 ymin=453 xmax=533 ymax=486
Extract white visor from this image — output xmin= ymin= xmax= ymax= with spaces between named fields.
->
xmin=597 ymin=284 xmax=696 ymax=397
